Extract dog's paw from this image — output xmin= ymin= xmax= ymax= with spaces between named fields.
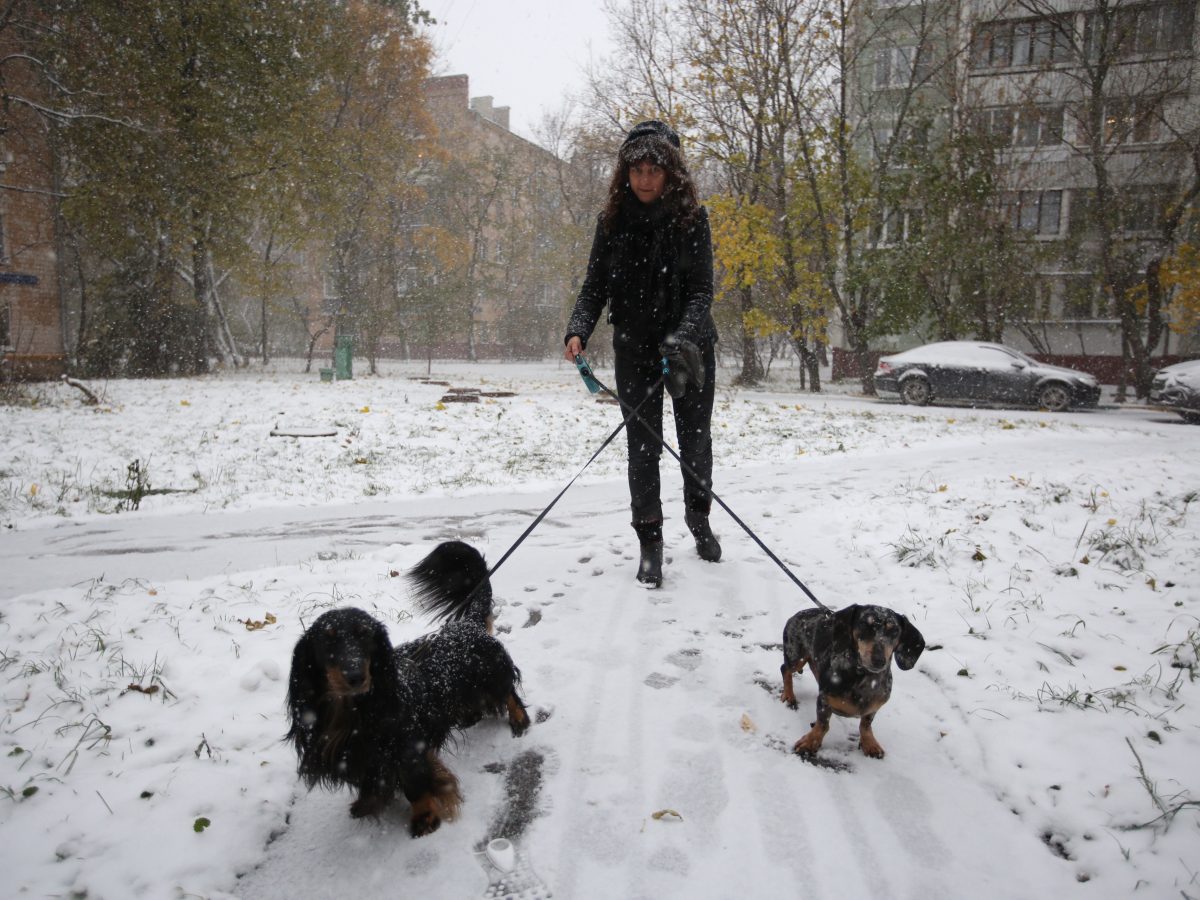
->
xmin=510 ymin=712 xmax=531 ymax=737
xmin=792 ymin=732 xmax=824 ymax=756
xmin=859 ymin=737 xmax=886 ymax=759
xmin=410 ymin=810 xmax=442 ymax=838
xmin=350 ymin=794 xmax=388 ymax=819
xmin=780 ymin=692 xmax=798 ymax=710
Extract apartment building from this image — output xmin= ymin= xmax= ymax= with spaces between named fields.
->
xmin=848 ymin=0 xmax=1199 ymax=361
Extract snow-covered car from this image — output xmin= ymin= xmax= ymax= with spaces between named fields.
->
xmin=873 ymin=341 xmax=1101 ymax=412
xmin=1149 ymin=358 xmax=1200 ymax=424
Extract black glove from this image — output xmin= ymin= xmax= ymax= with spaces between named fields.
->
xmin=659 ymin=334 xmax=704 ymax=399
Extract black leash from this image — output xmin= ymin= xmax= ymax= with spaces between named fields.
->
xmin=483 ymin=367 xmax=665 ymax=581
xmin=579 ymin=356 xmax=829 ymax=612
xmin=482 ymin=354 xmax=828 ymax=613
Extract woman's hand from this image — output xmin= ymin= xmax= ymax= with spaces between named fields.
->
xmin=564 ymin=336 xmax=583 ymax=362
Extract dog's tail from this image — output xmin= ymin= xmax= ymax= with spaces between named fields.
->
xmin=408 ymin=540 xmax=494 ymax=627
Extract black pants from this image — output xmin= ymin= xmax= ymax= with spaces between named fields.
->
xmin=614 ymin=341 xmax=716 ymax=526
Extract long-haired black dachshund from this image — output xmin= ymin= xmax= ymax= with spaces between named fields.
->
xmin=285 ymin=541 xmax=530 ymax=836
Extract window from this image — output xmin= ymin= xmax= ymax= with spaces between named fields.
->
xmin=971 ymin=15 xmax=1073 ymax=69
xmin=973 ymin=106 xmax=1064 ymax=147
xmin=1085 ymin=1 xmax=1195 ymax=60
xmin=1061 ymin=275 xmax=1100 ymax=319
xmin=1121 ymin=184 xmax=1169 ymax=233
xmin=1067 ymin=185 xmax=1169 ymax=236
xmin=872 ymin=124 xmax=930 ymax=163
xmin=1102 ymin=96 xmax=1163 ymax=144
xmin=1002 ymin=190 xmax=1062 ymax=236
xmin=871 ymin=207 xmax=922 ymax=245
xmin=875 ymin=45 xmax=912 ymax=88
xmin=874 ymin=45 xmax=931 ymax=88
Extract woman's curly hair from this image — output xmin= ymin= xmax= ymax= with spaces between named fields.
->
xmin=601 ymin=122 xmax=701 ymax=228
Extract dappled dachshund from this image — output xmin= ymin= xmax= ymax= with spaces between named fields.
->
xmin=286 ymin=541 xmax=530 ymax=836
xmin=780 ymin=604 xmax=925 ymax=759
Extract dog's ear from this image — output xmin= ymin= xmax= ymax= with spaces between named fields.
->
xmin=366 ymin=618 xmax=398 ymax=698
xmin=835 ymin=607 xmax=864 ymax=633
xmin=286 ymin=630 xmax=325 ymax=736
xmin=894 ymin=615 xmax=926 ymax=671
xmin=833 ymin=604 xmax=862 ymax=628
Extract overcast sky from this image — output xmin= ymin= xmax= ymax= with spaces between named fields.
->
xmin=418 ymin=0 xmax=614 ymax=143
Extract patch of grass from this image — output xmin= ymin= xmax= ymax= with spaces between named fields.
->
xmin=888 ymin=526 xmax=939 ymax=568
xmin=0 ymin=382 xmax=43 ymax=407
xmin=1122 ymin=738 xmax=1200 ymax=833
xmin=1152 ymin=616 xmax=1199 ymax=685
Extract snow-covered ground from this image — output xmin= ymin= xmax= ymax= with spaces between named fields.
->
xmin=1 ymin=359 xmax=1197 ymax=899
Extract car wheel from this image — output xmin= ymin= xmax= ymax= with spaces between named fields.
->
xmin=1180 ymin=410 xmax=1200 ymax=425
xmin=1038 ymin=383 xmax=1071 ymax=412
xmin=900 ymin=377 xmax=931 ymax=406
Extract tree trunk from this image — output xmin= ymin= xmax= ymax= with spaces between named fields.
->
xmin=736 ymin=285 xmax=764 ymax=385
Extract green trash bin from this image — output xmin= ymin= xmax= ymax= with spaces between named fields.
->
xmin=334 ymin=335 xmax=353 ymax=381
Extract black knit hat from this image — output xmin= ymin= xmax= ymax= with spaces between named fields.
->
xmin=619 ymin=120 xmax=683 ymax=169
xmin=622 ymin=120 xmax=681 ymax=148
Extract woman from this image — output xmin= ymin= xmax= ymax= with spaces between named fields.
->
xmin=563 ymin=119 xmax=720 ymax=588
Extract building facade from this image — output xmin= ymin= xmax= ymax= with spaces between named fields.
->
xmin=0 ymin=37 xmax=65 ymax=381
xmin=841 ymin=0 xmax=1199 ymax=369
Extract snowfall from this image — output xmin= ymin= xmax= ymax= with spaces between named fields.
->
xmin=1 ymin=358 xmax=1198 ymax=900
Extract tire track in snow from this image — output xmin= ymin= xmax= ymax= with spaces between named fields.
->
xmin=544 ymin=559 xmax=647 ymax=898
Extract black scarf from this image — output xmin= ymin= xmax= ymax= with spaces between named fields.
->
xmin=610 ymin=192 xmax=681 ymax=345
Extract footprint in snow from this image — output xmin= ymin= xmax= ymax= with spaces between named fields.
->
xmin=645 ymin=672 xmax=679 ymax=689
xmin=666 ymin=648 xmax=702 ymax=671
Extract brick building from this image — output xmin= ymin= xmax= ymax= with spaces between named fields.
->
xmin=0 ymin=45 xmax=64 ymax=380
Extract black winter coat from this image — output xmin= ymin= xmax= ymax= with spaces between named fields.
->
xmin=566 ymin=191 xmax=717 ymax=354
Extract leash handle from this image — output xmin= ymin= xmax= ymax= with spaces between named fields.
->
xmin=574 ymin=354 xmax=601 ymax=394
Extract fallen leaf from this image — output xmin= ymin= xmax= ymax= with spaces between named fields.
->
xmin=972 ymin=548 xmax=987 ymax=561
xmin=241 ymin=613 xmax=277 ymax=631
xmin=125 ymin=683 xmax=160 ymax=695
xmin=193 ymin=817 xmax=211 ymax=833
xmin=651 ymin=809 xmax=683 ymax=822
xmin=740 ymin=713 xmax=757 ymax=733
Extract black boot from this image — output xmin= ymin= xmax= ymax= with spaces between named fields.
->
xmin=633 ymin=520 xmax=664 ymax=588
xmin=685 ymin=509 xmax=722 ymax=563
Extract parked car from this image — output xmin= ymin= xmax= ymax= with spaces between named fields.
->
xmin=873 ymin=341 xmax=1101 ymax=412
xmin=1149 ymin=359 xmax=1200 ymax=424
